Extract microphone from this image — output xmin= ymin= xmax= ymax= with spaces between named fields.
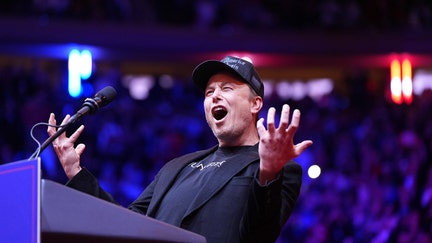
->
xmin=29 ymin=86 xmax=117 ymax=159
xmin=68 ymin=86 xmax=117 ymax=124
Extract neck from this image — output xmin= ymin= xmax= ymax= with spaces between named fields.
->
xmin=218 ymin=136 xmax=259 ymax=147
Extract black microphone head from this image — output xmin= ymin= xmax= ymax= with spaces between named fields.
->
xmin=94 ymin=86 xmax=117 ymax=107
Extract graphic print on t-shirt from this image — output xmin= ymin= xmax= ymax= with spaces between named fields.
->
xmin=189 ymin=160 xmax=226 ymax=171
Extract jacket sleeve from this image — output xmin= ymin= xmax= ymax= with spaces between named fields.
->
xmin=66 ymin=167 xmax=154 ymax=216
xmin=65 ymin=167 xmax=118 ymax=203
xmin=240 ymin=161 xmax=302 ymax=243
xmin=126 ymin=174 xmax=157 ymax=215
xmin=65 ymin=166 xmax=157 ymax=217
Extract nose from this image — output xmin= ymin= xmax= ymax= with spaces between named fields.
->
xmin=211 ymin=88 xmax=222 ymax=101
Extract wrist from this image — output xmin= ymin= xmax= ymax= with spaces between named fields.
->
xmin=67 ymin=164 xmax=82 ymax=179
xmin=259 ymin=167 xmax=279 ymax=185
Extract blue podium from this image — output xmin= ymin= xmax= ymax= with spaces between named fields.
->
xmin=0 ymin=158 xmax=41 ymax=243
xmin=0 ymin=159 xmax=206 ymax=243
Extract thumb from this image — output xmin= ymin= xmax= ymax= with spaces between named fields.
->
xmin=295 ymin=140 xmax=313 ymax=154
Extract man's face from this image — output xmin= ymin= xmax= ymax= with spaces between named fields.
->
xmin=203 ymin=73 xmax=261 ymax=146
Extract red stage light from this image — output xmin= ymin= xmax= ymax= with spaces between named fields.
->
xmin=401 ymin=59 xmax=413 ymax=104
xmin=390 ymin=58 xmax=412 ymax=104
xmin=390 ymin=59 xmax=402 ymax=104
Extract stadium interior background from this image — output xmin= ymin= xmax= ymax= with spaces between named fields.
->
xmin=1 ymin=1 xmax=432 ymax=242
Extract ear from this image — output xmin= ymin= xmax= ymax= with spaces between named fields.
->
xmin=250 ymin=96 xmax=263 ymax=115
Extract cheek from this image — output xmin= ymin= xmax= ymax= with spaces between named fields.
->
xmin=203 ymin=100 xmax=212 ymax=119
xmin=203 ymin=99 xmax=211 ymax=112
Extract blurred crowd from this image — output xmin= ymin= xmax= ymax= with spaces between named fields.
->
xmin=1 ymin=0 xmax=432 ymax=242
xmin=0 ymin=0 xmax=431 ymax=31
xmin=1 ymin=60 xmax=431 ymax=242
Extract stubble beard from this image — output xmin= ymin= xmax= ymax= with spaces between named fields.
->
xmin=211 ymin=118 xmax=252 ymax=146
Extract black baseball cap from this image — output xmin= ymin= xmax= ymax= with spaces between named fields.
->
xmin=192 ymin=56 xmax=264 ymax=98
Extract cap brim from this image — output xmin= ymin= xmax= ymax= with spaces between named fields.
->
xmin=192 ymin=60 xmax=244 ymax=92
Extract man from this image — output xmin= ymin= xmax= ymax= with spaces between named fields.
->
xmin=47 ymin=56 xmax=313 ymax=243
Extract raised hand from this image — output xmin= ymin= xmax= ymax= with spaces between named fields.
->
xmin=257 ymin=104 xmax=313 ymax=184
xmin=47 ymin=113 xmax=86 ymax=179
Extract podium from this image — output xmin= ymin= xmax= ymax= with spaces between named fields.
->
xmin=0 ymin=159 xmax=206 ymax=243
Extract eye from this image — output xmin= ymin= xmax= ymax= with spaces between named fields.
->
xmin=205 ymin=89 xmax=214 ymax=97
xmin=222 ymin=86 xmax=233 ymax=91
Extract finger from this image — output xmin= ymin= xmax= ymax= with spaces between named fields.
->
xmin=60 ymin=114 xmax=71 ymax=126
xmin=286 ymin=109 xmax=301 ymax=136
xmin=69 ymin=125 xmax=85 ymax=143
xmin=278 ymin=104 xmax=290 ymax=130
xmin=267 ymin=107 xmax=276 ymax=132
xmin=295 ymin=140 xmax=313 ymax=155
xmin=257 ymin=118 xmax=266 ymax=137
xmin=291 ymin=109 xmax=300 ymax=127
xmin=47 ymin=113 xmax=57 ymax=136
xmin=75 ymin=143 xmax=86 ymax=156
xmin=48 ymin=113 xmax=55 ymax=124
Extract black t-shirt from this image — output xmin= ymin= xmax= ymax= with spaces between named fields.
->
xmin=154 ymin=145 xmax=256 ymax=226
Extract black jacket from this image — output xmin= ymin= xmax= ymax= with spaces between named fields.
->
xmin=67 ymin=145 xmax=302 ymax=243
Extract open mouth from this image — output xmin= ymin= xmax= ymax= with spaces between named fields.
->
xmin=212 ymin=106 xmax=228 ymax=120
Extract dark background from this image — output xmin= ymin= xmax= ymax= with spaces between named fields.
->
xmin=1 ymin=1 xmax=432 ymax=242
